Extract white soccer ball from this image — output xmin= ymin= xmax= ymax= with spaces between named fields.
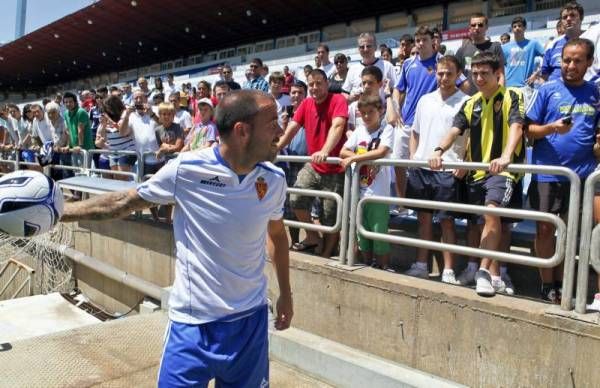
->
xmin=0 ymin=170 xmax=64 ymax=237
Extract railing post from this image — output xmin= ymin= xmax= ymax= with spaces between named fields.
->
xmin=338 ymin=167 xmax=353 ymax=265
xmin=346 ymin=162 xmax=363 ymax=266
xmin=560 ymin=170 xmax=581 ymax=311
xmin=575 ymin=171 xmax=600 ymax=313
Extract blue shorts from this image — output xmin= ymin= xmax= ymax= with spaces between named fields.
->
xmin=158 ymin=305 xmax=269 ymax=388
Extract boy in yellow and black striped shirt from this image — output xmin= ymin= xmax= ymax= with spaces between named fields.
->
xmin=428 ymin=51 xmax=525 ymax=297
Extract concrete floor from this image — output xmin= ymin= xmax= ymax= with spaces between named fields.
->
xmin=0 ymin=309 xmax=331 ymax=387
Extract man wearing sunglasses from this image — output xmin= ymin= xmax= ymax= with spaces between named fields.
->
xmin=456 ymin=13 xmax=505 ymax=95
xmin=342 ymin=32 xmax=397 ymax=103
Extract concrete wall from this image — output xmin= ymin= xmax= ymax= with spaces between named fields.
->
xmin=73 ymin=218 xmax=174 ymax=313
xmin=266 ymin=254 xmax=600 ymax=388
xmin=73 ymin=218 xmax=600 ymax=387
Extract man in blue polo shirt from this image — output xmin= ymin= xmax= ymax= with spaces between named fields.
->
xmin=392 ymin=25 xmax=441 ymax=198
xmin=540 ymin=1 xmax=584 ymax=82
xmin=61 ymin=90 xmax=293 ymax=387
xmin=527 ymin=38 xmax=600 ymax=303
xmin=503 ymin=16 xmax=544 ymax=89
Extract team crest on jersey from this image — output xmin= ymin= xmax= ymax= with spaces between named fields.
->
xmin=493 ymin=100 xmax=502 ymax=113
xmin=255 ymin=176 xmax=268 ymax=200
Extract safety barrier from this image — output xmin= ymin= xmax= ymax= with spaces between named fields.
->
xmin=1 ymin=147 xmax=595 ymax=313
xmin=0 ymin=258 xmax=35 ymax=299
xmin=575 ymin=170 xmax=600 ymax=314
xmin=345 ymin=159 xmax=580 ymax=311
xmin=272 ymin=156 xmax=348 ymax=259
xmin=86 ymin=149 xmax=140 ymax=181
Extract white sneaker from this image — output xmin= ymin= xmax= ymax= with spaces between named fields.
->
xmin=501 ymin=273 xmax=515 ymax=295
xmin=441 ymin=270 xmax=460 ymax=285
xmin=587 ymin=294 xmax=600 ymax=312
xmin=457 ymin=266 xmax=478 ymax=286
xmin=404 ymin=263 xmax=428 ymax=279
xmin=492 ymin=278 xmax=506 ymax=293
xmin=475 ymin=270 xmax=495 ymax=296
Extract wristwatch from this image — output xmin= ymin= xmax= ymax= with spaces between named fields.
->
xmin=433 ymin=146 xmax=444 ymax=153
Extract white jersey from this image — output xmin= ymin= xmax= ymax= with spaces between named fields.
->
xmin=174 ymin=109 xmax=193 ymax=131
xmin=412 ymin=89 xmax=469 ymax=165
xmin=127 ymin=111 xmax=160 ymax=164
xmin=343 ymin=122 xmax=394 ymax=197
xmin=581 ymin=24 xmax=600 ymax=85
xmin=136 ymin=146 xmax=287 ymax=324
xmin=342 ymin=58 xmax=397 ymax=97
xmin=319 ymin=62 xmax=336 ymax=78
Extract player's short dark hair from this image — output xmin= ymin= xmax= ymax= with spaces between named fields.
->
xmin=215 ymin=90 xmax=265 ymax=139
xmin=414 ymin=25 xmax=434 ymax=39
xmin=511 ymin=16 xmax=527 ymax=28
xmin=250 ymin=58 xmax=264 ymax=67
xmin=357 ymin=94 xmax=383 ymax=111
xmin=563 ymin=38 xmax=595 ymax=60
xmin=214 ymin=80 xmax=230 ymax=90
xmin=471 ymin=52 xmax=501 ymax=72
xmin=269 ymin=71 xmax=285 ymax=84
xmin=361 ymin=65 xmax=383 ymax=82
xmin=308 ymin=69 xmax=327 ymax=81
xmin=317 ymin=44 xmax=330 ymax=53
xmin=63 ymin=91 xmax=78 ymax=104
xmin=470 ymin=13 xmax=488 ymax=25
xmin=400 ymin=34 xmax=414 ymax=44
xmin=561 ymin=1 xmax=584 ymax=19
xmin=291 ymin=80 xmax=307 ymax=94
xmin=437 ymin=55 xmax=461 ymax=73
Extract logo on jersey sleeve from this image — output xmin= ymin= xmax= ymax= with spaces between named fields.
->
xmin=255 ymin=176 xmax=268 ymax=200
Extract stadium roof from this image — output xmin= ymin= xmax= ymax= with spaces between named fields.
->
xmin=0 ymin=0 xmax=440 ymax=91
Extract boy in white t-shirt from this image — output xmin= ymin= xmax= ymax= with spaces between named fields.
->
xmin=341 ymin=95 xmax=394 ymax=269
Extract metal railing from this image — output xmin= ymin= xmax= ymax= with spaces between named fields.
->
xmin=86 ymin=149 xmax=141 ymax=181
xmin=345 ymin=159 xmax=580 ymax=311
xmin=575 ymin=170 xmax=600 ymax=314
xmin=0 ymin=258 xmax=35 ymax=299
xmin=273 ymin=156 xmax=349 ymax=261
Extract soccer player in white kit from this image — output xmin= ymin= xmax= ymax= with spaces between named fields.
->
xmin=61 ymin=90 xmax=293 ymax=387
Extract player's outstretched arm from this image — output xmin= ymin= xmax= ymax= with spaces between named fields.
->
xmin=61 ymin=189 xmax=153 ymax=222
xmin=267 ymin=218 xmax=293 ymax=330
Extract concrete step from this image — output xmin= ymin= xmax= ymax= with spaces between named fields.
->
xmin=270 ymin=327 xmax=467 ymax=388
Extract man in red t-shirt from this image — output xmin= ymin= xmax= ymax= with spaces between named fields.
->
xmin=278 ymin=69 xmax=348 ymax=258
xmin=282 ymin=66 xmax=295 ymax=95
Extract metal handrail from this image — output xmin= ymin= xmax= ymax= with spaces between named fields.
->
xmin=357 ymin=196 xmax=566 ymax=267
xmin=274 ymin=155 xmax=350 ymax=263
xmin=575 ymin=170 xmax=600 ymax=314
xmin=346 ymin=159 xmax=580 ymax=311
xmin=284 ymin=188 xmax=343 ymax=233
xmin=0 ymin=258 xmax=35 ymax=299
xmin=86 ymin=149 xmax=141 ymax=181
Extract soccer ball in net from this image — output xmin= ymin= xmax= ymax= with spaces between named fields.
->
xmin=0 ymin=170 xmax=64 ymax=237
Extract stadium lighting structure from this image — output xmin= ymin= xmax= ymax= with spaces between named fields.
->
xmin=27 ymin=44 xmax=32 ymax=50
xmin=246 ymin=10 xmax=252 ymax=16
xmin=53 ymin=33 xmax=60 ymax=38
xmin=185 ymin=26 xmax=190 ymax=33
xmin=262 ymin=19 xmax=267 ymax=24
xmin=87 ymin=19 xmax=93 ymax=25
xmin=131 ymin=0 xmax=138 ymax=6
xmin=201 ymin=34 xmax=206 ymax=39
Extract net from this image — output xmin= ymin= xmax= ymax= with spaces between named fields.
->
xmin=0 ymin=223 xmax=74 ymax=300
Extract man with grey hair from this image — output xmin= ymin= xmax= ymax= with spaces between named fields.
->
xmin=342 ymin=32 xmax=397 ymax=102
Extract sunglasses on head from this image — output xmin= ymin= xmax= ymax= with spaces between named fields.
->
xmin=470 ymin=22 xmax=485 ymax=28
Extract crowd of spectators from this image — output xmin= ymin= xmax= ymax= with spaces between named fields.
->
xmin=1 ymin=1 xmax=600 ymax=307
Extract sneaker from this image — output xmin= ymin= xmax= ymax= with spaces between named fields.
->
xmin=404 ymin=263 xmax=428 ymax=279
xmin=457 ymin=266 xmax=478 ymax=286
xmin=587 ymin=294 xmax=600 ymax=312
xmin=541 ymin=287 xmax=559 ymax=304
xmin=501 ymin=273 xmax=515 ymax=295
xmin=492 ymin=278 xmax=506 ymax=293
xmin=475 ymin=270 xmax=495 ymax=296
xmin=441 ymin=270 xmax=460 ymax=285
